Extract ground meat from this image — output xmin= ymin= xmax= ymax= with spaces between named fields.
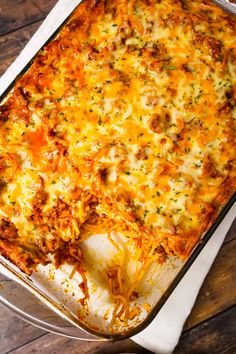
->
xmin=136 ymin=148 xmax=147 ymax=160
xmin=0 ymin=104 xmax=10 ymax=122
xmin=149 ymin=112 xmax=171 ymax=133
xmin=29 ymin=189 xmax=49 ymax=225
xmin=0 ymin=218 xmax=18 ymax=240
xmin=202 ymin=156 xmax=219 ymax=178
xmin=194 ymin=34 xmax=222 ymax=61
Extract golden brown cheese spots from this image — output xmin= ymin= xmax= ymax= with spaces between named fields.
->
xmin=0 ymin=0 xmax=236 ymax=271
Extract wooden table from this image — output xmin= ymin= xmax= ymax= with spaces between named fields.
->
xmin=0 ymin=1 xmax=236 ymax=353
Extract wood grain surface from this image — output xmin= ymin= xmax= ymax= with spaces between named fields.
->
xmin=0 ymin=1 xmax=235 ymax=353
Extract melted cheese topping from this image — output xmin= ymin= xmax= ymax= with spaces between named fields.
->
xmin=0 ymin=0 xmax=236 ymax=274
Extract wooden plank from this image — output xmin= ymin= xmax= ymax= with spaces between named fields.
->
xmin=224 ymin=218 xmax=236 ymax=243
xmin=184 ymin=239 xmax=236 ymax=330
xmin=6 ymin=332 xmax=151 ymax=354
xmin=0 ymin=304 xmax=45 ymax=354
xmin=30 ymin=0 xmax=59 ymax=16
xmin=0 ymin=21 xmax=42 ymax=77
xmin=174 ymin=306 xmax=236 ymax=354
xmin=0 ymin=0 xmax=57 ymax=36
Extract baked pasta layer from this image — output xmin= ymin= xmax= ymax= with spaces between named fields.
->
xmin=0 ymin=0 xmax=236 ymax=278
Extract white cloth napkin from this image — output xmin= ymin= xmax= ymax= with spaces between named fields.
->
xmin=133 ymin=203 xmax=236 ymax=353
xmin=0 ymin=1 xmax=235 ymax=353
